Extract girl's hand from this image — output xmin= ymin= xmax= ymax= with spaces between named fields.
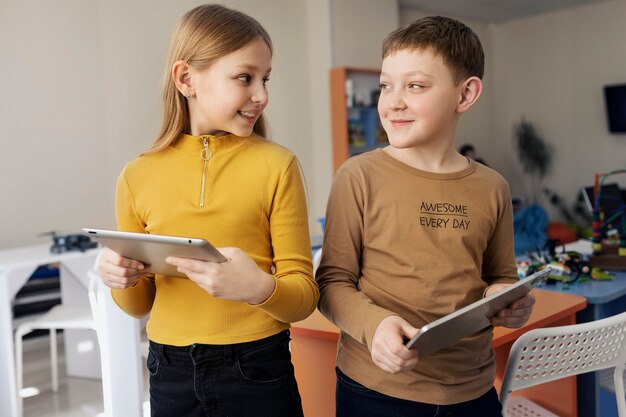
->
xmin=166 ymin=247 xmax=276 ymax=304
xmin=487 ymin=284 xmax=536 ymax=328
xmin=98 ymin=247 xmax=150 ymax=289
xmin=370 ymin=316 xmax=419 ymax=373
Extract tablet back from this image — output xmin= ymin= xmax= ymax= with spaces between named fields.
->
xmin=405 ymin=267 xmax=551 ymax=357
xmin=83 ymin=228 xmax=227 ymax=277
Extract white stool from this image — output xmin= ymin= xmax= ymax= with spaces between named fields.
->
xmin=15 ymin=305 xmax=95 ymax=392
xmin=14 ymin=276 xmax=98 ymax=416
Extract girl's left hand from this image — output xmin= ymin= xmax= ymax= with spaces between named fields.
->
xmin=487 ymin=284 xmax=536 ymax=328
xmin=166 ymin=247 xmax=276 ymax=304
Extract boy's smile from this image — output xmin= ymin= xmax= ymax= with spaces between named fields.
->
xmin=389 ymin=118 xmax=415 ymax=127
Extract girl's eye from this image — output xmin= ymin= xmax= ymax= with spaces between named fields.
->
xmin=379 ymin=83 xmax=391 ymax=91
xmin=237 ymin=75 xmax=251 ymax=83
xmin=263 ymin=77 xmax=270 ymax=87
xmin=408 ymin=83 xmax=422 ymax=89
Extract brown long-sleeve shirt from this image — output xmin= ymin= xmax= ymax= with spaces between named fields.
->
xmin=316 ymin=149 xmax=517 ymax=404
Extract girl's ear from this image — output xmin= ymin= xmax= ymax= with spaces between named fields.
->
xmin=172 ymin=60 xmax=194 ymax=97
xmin=456 ymin=76 xmax=482 ymax=113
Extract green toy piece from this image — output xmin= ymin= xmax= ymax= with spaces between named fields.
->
xmin=591 ymin=267 xmax=614 ymax=280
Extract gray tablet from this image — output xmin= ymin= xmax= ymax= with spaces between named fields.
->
xmin=83 ymin=227 xmax=227 ymax=278
xmin=405 ymin=267 xmax=552 ymax=356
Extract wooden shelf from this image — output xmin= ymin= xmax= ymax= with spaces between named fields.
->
xmin=330 ymin=67 xmax=386 ymax=172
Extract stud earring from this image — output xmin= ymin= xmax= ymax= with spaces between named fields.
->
xmin=186 ymin=91 xmax=193 ymax=99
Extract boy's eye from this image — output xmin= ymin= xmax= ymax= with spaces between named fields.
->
xmin=408 ymin=83 xmax=423 ymax=89
xmin=379 ymin=83 xmax=391 ymax=90
xmin=263 ymin=77 xmax=270 ymax=87
xmin=237 ymin=75 xmax=251 ymax=83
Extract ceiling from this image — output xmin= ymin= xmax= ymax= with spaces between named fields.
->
xmin=398 ymin=0 xmax=612 ymax=23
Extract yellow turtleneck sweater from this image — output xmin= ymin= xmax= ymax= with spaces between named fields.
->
xmin=111 ymin=134 xmax=318 ymax=346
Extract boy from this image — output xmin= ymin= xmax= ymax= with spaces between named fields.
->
xmin=316 ymin=16 xmax=535 ymax=417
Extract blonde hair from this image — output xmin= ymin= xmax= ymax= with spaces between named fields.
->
xmin=145 ymin=4 xmax=273 ymax=154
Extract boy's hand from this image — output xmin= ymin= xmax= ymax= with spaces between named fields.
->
xmin=166 ymin=247 xmax=276 ymax=305
xmin=486 ymin=284 xmax=536 ymax=328
xmin=371 ymin=316 xmax=419 ymax=374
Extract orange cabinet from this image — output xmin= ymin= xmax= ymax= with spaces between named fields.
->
xmin=330 ymin=67 xmax=388 ymax=172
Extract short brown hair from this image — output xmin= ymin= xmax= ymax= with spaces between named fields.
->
xmin=382 ymin=16 xmax=484 ymax=84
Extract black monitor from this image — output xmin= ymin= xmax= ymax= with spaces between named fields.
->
xmin=604 ymin=84 xmax=626 ymax=133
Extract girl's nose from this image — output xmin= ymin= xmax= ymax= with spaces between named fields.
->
xmin=251 ymin=83 xmax=268 ymax=105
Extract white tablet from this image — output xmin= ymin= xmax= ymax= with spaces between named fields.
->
xmin=83 ymin=227 xmax=227 ymax=278
xmin=405 ymin=267 xmax=553 ymax=356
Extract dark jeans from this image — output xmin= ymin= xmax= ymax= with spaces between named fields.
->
xmin=148 ymin=330 xmax=303 ymax=417
xmin=336 ymin=368 xmax=502 ymax=417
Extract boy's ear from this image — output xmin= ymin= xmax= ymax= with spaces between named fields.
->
xmin=456 ymin=76 xmax=482 ymax=113
xmin=172 ymin=60 xmax=193 ymax=96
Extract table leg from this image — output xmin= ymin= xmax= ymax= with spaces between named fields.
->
xmin=0 ymin=276 xmax=20 ymax=417
xmin=0 ymin=264 xmax=39 ymax=417
xmin=60 ymin=261 xmax=101 ymax=379
xmin=91 ymin=274 xmax=144 ymax=417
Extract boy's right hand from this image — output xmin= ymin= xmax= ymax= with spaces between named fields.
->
xmin=97 ymin=247 xmax=150 ymax=289
xmin=371 ymin=315 xmax=419 ymax=374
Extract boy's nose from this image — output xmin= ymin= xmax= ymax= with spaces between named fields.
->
xmin=389 ymin=93 xmax=407 ymax=110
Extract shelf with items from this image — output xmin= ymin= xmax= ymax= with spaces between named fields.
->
xmin=330 ymin=67 xmax=388 ymax=172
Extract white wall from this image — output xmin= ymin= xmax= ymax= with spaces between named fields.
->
xmin=0 ymin=0 xmax=323 ymax=249
xmin=331 ymin=0 xmax=399 ymax=68
xmin=304 ymin=0 xmax=334 ymax=230
xmin=4 ymin=0 xmax=625 ymax=250
xmin=400 ymin=0 xmax=626 ymax=222
xmin=0 ymin=0 xmax=112 ymax=249
xmin=490 ymin=0 xmax=626 ymax=219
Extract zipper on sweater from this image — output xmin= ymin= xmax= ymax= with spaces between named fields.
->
xmin=199 ymin=136 xmax=213 ymax=208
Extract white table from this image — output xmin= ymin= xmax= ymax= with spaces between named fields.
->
xmin=0 ymin=244 xmax=144 ymax=417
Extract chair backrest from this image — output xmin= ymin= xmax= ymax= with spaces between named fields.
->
xmin=500 ymin=311 xmax=626 ymax=416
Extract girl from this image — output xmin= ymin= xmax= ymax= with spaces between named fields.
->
xmin=97 ymin=5 xmax=318 ymax=417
